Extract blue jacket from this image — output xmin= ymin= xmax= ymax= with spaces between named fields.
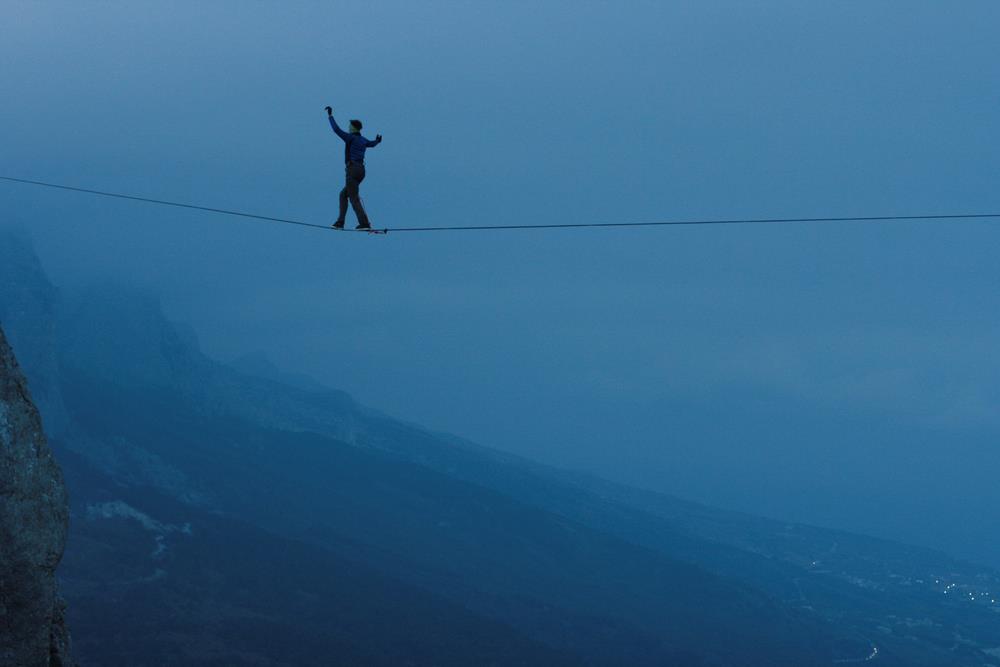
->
xmin=329 ymin=116 xmax=381 ymax=164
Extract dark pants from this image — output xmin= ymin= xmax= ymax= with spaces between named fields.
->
xmin=337 ymin=161 xmax=369 ymax=226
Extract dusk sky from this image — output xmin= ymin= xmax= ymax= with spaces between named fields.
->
xmin=3 ymin=1 xmax=1000 ymax=563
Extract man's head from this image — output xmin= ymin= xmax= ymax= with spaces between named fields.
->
xmin=349 ymin=119 xmax=362 ymax=134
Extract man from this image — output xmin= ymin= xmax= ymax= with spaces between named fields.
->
xmin=326 ymin=105 xmax=383 ymax=230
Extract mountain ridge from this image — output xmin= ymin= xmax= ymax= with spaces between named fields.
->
xmin=4 ymin=230 xmax=1000 ymax=666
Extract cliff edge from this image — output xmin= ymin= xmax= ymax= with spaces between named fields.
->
xmin=0 ymin=324 xmax=72 ymax=666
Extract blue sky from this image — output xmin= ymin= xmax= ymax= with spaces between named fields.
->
xmin=3 ymin=1 xmax=1000 ymax=563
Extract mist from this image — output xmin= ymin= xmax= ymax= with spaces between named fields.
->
xmin=4 ymin=0 xmax=1000 ymax=569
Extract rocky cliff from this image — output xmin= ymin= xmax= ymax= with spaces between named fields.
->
xmin=0 ymin=324 xmax=73 ymax=667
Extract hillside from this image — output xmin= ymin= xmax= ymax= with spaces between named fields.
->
xmin=4 ymin=231 xmax=1000 ymax=666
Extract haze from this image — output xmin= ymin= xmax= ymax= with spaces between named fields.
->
xmin=3 ymin=0 xmax=1000 ymax=565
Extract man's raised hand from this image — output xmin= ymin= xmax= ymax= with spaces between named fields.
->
xmin=325 ymin=106 xmax=333 ymax=116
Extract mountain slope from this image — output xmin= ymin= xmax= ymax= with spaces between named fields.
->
xmin=5 ymin=231 xmax=1000 ymax=666
xmin=56 ymin=363 xmax=834 ymax=666
xmin=53 ymin=286 xmax=1000 ymax=664
xmin=57 ymin=449 xmax=578 ymax=667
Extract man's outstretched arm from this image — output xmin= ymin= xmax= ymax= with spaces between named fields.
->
xmin=326 ymin=106 xmax=349 ymax=141
xmin=366 ymin=134 xmax=383 ymax=148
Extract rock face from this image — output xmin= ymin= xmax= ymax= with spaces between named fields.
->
xmin=0 ymin=325 xmax=73 ymax=667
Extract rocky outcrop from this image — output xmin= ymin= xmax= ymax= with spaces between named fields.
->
xmin=0 ymin=325 xmax=73 ymax=666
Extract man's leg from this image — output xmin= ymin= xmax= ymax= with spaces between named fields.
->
xmin=334 ymin=170 xmax=350 ymax=227
xmin=347 ymin=163 xmax=370 ymax=228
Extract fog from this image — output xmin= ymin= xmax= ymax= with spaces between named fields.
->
xmin=4 ymin=0 xmax=1000 ymax=564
